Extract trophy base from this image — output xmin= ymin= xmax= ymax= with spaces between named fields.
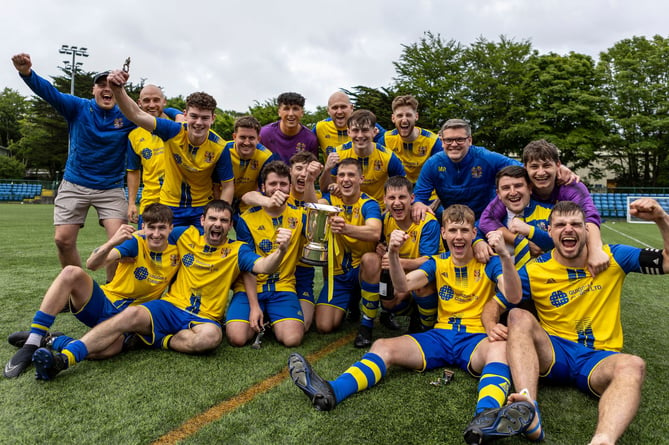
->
xmin=300 ymin=257 xmax=328 ymax=267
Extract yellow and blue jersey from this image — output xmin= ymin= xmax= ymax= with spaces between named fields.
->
xmin=235 ymin=204 xmax=306 ymax=293
xmin=378 ymin=127 xmax=442 ymax=184
xmin=227 ymin=141 xmax=277 ymax=213
xmin=162 ymin=226 xmax=260 ymax=321
xmin=383 ymin=212 xmax=443 ymax=258
xmin=314 ymin=118 xmax=350 ymax=160
xmin=127 ymin=128 xmax=165 ymax=212
xmin=497 ymin=244 xmax=643 ymax=351
xmin=322 ymin=192 xmax=382 ymax=274
xmin=153 ymin=119 xmax=234 ymax=208
xmin=419 ymin=253 xmax=503 ymax=333
xmin=102 ymin=232 xmax=180 ymax=306
xmin=333 ymin=142 xmax=406 ymax=207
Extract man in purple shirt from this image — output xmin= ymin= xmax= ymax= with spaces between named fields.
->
xmin=479 ymin=139 xmax=609 ymax=276
xmin=259 ymin=92 xmax=318 ymax=163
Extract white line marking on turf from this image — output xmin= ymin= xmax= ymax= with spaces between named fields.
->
xmin=602 ymin=223 xmax=653 ymax=248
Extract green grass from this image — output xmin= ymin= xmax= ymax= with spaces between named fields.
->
xmin=0 ymin=204 xmax=667 ymax=444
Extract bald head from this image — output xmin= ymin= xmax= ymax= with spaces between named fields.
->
xmin=327 ymin=91 xmax=354 ymax=129
xmin=138 ymin=84 xmax=167 ymax=117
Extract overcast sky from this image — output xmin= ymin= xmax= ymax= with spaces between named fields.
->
xmin=2 ymin=0 xmax=668 ymax=112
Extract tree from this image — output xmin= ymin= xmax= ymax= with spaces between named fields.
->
xmin=248 ymin=98 xmax=278 ymax=126
xmin=0 ymin=155 xmax=26 ymax=179
xmin=0 ymin=88 xmax=28 ymax=148
xmin=518 ymin=52 xmax=609 ymax=178
xmin=392 ymin=31 xmax=466 ymax=132
xmin=460 ymin=36 xmax=537 ymax=155
xmin=342 ymin=86 xmax=397 ymax=130
xmin=599 ymin=35 xmax=669 ymax=186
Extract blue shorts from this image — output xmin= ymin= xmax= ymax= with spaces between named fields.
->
xmin=139 ymin=300 xmax=220 ymax=348
xmin=295 ymin=265 xmax=315 ymax=304
xmin=316 ymin=267 xmax=360 ymax=311
xmin=408 ymin=328 xmax=487 ymax=374
xmin=170 ymin=206 xmax=204 ymax=229
xmin=226 ymin=291 xmax=304 ymax=325
xmin=73 ymin=281 xmax=130 ymax=327
xmin=544 ymin=335 xmax=617 ymax=396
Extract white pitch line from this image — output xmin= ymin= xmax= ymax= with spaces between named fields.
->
xmin=602 ymin=223 xmax=653 ymax=248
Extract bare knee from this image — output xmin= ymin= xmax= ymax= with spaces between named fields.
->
xmin=507 ymin=308 xmax=537 ymax=331
xmin=191 ymin=327 xmax=223 ymax=352
xmin=54 ymin=231 xmax=77 ymax=252
xmin=225 ymin=324 xmax=252 ymax=348
xmin=59 ymin=265 xmax=88 ymax=284
xmin=616 ymin=355 xmax=646 ymax=383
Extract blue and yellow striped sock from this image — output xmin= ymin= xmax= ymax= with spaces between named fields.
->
xmin=413 ymin=292 xmax=437 ymax=329
xmin=329 ymin=352 xmax=387 ymax=403
xmin=514 ymin=235 xmax=531 ymax=268
xmin=30 ymin=310 xmax=55 ymax=336
xmin=475 ymin=361 xmax=511 ymax=413
xmin=61 ymin=340 xmax=89 ymax=368
xmin=360 ymin=280 xmax=380 ymax=329
xmin=51 ymin=335 xmax=74 ymax=352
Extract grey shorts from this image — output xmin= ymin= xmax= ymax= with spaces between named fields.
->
xmin=54 ymin=180 xmax=128 ymax=226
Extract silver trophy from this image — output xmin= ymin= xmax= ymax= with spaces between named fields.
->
xmin=301 ymin=202 xmax=341 ymax=266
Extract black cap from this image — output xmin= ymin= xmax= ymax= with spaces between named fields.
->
xmin=93 ymin=71 xmax=110 ymax=84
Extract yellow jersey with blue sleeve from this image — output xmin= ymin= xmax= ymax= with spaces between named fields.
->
xmin=161 ymin=225 xmax=261 ymax=321
xmin=383 ymin=212 xmax=444 ymax=258
xmin=322 ymin=192 xmax=382 ymax=275
xmin=153 ymin=119 xmax=234 ymax=208
xmin=314 ymin=119 xmax=350 ymax=160
xmin=378 ymin=127 xmax=442 ymax=184
xmin=497 ymin=244 xmax=644 ymax=352
xmin=419 ymin=253 xmax=503 ymax=333
xmin=333 ymin=142 xmax=406 ymax=207
xmin=228 ymin=141 xmax=277 ymax=213
xmin=102 ymin=232 xmax=180 ymax=306
xmin=235 ymin=204 xmax=306 ymax=293
xmin=127 ymin=127 xmax=165 ymax=213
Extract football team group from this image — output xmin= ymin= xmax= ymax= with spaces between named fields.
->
xmin=4 ymin=51 xmax=669 ymax=445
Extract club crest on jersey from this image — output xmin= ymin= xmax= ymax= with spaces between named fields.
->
xmin=221 ymin=247 xmax=231 ymax=258
xmin=373 ymin=160 xmax=383 ymax=171
xmin=204 ymin=151 xmax=215 ymax=163
xmin=471 ymin=166 xmax=482 ymax=178
xmin=296 ymin=142 xmax=306 ymax=152
xmin=113 ymin=118 xmax=124 ymax=129
xmin=250 ymin=159 xmax=259 ymax=170
xmin=417 ymin=145 xmax=427 ymax=156
xmin=474 ymin=270 xmax=481 ymax=281
xmin=288 ymin=217 xmax=298 ymax=229
xmin=170 ymin=254 xmax=180 ymax=267
xmin=409 ymin=230 xmax=418 ymax=243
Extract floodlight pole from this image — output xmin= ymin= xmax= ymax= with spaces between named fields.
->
xmin=59 ymin=45 xmax=89 ymax=95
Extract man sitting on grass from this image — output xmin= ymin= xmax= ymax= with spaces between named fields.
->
xmin=489 ymin=199 xmax=669 ymax=445
xmin=4 ymin=204 xmax=179 ymax=378
xmin=30 ymin=200 xmax=293 ymax=380
xmin=289 ymin=205 xmax=537 ymax=445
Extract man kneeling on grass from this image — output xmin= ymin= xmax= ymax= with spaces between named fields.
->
xmin=30 ymin=200 xmax=292 ymax=380
xmin=289 ymin=204 xmax=537 ymax=444
xmin=4 ymin=203 xmax=179 ymax=379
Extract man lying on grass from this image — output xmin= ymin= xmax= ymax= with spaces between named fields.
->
xmin=489 ymin=198 xmax=669 ymax=445
xmin=30 ymin=200 xmax=292 ymax=380
xmin=289 ymin=204 xmax=538 ymax=444
xmin=4 ymin=204 xmax=179 ymax=378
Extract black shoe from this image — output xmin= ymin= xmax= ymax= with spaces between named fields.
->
xmin=3 ymin=345 xmax=38 ymax=378
xmin=32 ymin=348 xmax=69 ymax=381
xmin=379 ymin=311 xmax=401 ymax=331
xmin=122 ymin=333 xmax=150 ymax=352
xmin=7 ymin=331 xmax=64 ymax=349
xmin=463 ymin=401 xmax=535 ymax=444
xmin=288 ymin=353 xmax=336 ymax=411
xmin=354 ymin=325 xmax=373 ymax=348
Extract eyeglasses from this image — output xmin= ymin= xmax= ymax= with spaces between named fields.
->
xmin=441 ymin=137 xmax=469 ymax=145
